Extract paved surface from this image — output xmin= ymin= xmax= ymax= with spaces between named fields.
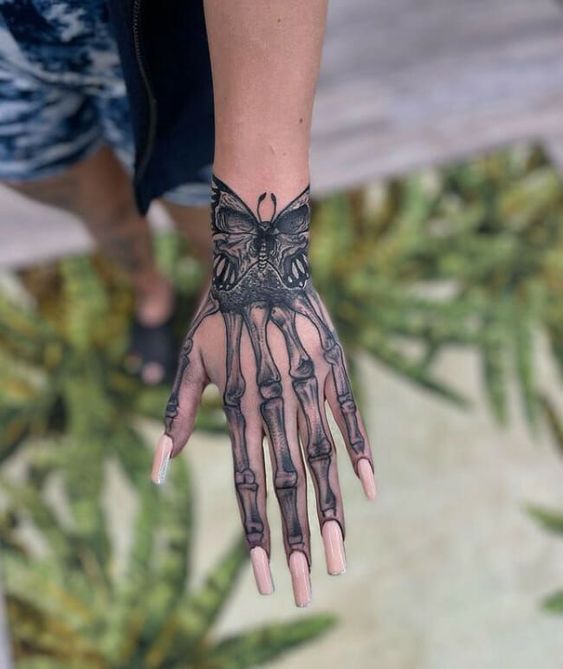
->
xmin=2 ymin=0 xmax=563 ymax=267
xmin=313 ymin=0 xmax=563 ymax=193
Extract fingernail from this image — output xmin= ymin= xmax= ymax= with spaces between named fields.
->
xmin=289 ymin=551 xmax=311 ymax=607
xmin=151 ymin=434 xmax=173 ymax=484
xmin=250 ymin=547 xmax=274 ymax=595
xmin=358 ymin=458 xmax=377 ymax=501
xmin=322 ymin=520 xmax=346 ymax=575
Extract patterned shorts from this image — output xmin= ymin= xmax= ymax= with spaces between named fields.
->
xmin=0 ymin=0 xmax=211 ymax=206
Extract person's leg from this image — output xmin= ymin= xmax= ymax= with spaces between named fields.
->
xmin=5 ymin=145 xmax=173 ymax=326
xmin=4 ymin=145 xmax=175 ymax=383
xmin=0 ymin=4 xmax=175 ymax=383
xmin=160 ymin=201 xmax=213 ymax=272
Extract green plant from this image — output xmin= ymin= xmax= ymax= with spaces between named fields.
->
xmin=527 ymin=501 xmax=563 ymax=614
xmin=527 ymin=398 xmax=563 ymax=615
xmin=312 ymin=144 xmax=563 ymax=427
xmin=0 ymin=251 xmax=224 ymax=468
xmin=1 ymin=441 xmax=335 ymax=668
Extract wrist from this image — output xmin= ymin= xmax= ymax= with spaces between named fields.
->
xmin=213 ymin=152 xmax=310 ymax=209
xmin=210 ymin=175 xmax=311 ymax=296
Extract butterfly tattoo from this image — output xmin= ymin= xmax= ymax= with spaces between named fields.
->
xmin=211 ymin=176 xmax=311 ymax=294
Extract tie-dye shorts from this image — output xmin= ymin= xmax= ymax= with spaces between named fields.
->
xmin=0 ymin=0 xmax=211 ymax=206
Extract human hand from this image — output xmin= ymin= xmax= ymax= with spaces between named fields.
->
xmin=151 ymin=176 xmax=376 ymax=607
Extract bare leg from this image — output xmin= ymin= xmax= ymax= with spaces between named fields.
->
xmin=4 ymin=146 xmax=173 ymax=328
xmin=160 ymin=201 xmax=213 ymax=274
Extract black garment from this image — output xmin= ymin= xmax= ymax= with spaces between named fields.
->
xmin=106 ymin=0 xmax=214 ymax=214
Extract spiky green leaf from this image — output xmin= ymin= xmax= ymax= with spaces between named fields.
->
xmin=528 ymin=505 xmax=563 ymax=536
xmin=542 ymin=591 xmax=563 ymax=614
xmin=206 ymin=614 xmax=337 ymax=669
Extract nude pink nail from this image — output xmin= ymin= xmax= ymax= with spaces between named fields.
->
xmin=358 ymin=458 xmax=377 ymax=501
xmin=250 ymin=547 xmax=274 ymax=595
xmin=289 ymin=551 xmax=311 ymax=607
xmin=151 ymin=434 xmax=173 ymax=485
xmin=322 ymin=520 xmax=346 ymax=575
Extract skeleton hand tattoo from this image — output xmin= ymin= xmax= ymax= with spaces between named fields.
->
xmin=160 ymin=175 xmax=375 ymax=583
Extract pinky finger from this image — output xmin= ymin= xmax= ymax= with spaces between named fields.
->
xmin=324 ymin=369 xmax=377 ymax=501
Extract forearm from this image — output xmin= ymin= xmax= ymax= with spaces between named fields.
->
xmin=203 ymin=0 xmax=328 ymax=204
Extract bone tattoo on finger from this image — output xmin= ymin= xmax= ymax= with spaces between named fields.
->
xmin=164 ymin=176 xmax=366 ymax=552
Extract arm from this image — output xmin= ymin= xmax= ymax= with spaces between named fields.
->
xmin=206 ymin=0 xmax=326 ymax=201
xmin=151 ymin=0 xmax=376 ymax=608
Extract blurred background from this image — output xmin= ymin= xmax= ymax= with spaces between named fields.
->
xmin=2 ymin=0 xmax=563 ymax=667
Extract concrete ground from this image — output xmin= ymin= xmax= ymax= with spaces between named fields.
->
xmin=126 ymin=347 xmax=563 ymax=669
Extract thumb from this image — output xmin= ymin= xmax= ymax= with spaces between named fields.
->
xmin=151 ymin=339 xmax=206 ymax=485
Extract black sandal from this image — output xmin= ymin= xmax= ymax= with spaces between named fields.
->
xmin=126 ymin=316 xmax=177 ymax=385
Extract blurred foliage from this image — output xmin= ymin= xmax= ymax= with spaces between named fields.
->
xmin=0 ymin=442 xmax=334 ymax=667
xmin=311 ymin=144 xmax=563 ymax=427
xmin=0 ymin=251 xmax=225 ymax=467
xmin=528 ymin=397 xmax=563 ymax=616
xmin=314 ymin=143 xmax=563 ymax=622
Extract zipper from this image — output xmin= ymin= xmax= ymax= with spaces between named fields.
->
xmin=132 ymin=0 xmax=157 ymax=182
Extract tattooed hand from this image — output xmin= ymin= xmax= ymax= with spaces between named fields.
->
xmin=151 ymin=176 xmax=376 ymax=607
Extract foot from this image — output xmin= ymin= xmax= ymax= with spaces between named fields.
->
xmin=127 ymin=275 xmax=176 ymax=385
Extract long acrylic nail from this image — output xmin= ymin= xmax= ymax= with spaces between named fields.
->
xmin=250 ymin=547 xmax=274 ymax=595
xmin=151 ymin=434 xmax=173 ymax=485
xmin=289 ymin=551 xmax=311 ymax=607
xmin=322 ymin=520 xmax=346 ymax=575
xmin=358 ymin=458 xmax=377 ymax=501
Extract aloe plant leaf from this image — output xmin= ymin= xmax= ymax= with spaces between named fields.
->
xmin=152 ymin=456 xmax=193 ymax=600
xmin=480 ymin=311 xmax=508 ymax=424
xmin=0 ymin=475 xmax=74 ymax=563
xmin=4 ymin=555 xmax=97 ymax=632
xmin=205 ymin=614 xmax=337 ymax=669
xmin=178 ymin=536 xmax=247 ymax=647
xmin=359 ymin=328 xmax=469 ymax=407
xmin=104 ymin=479 xmax=161 ymax=661
xmin=8 ymin=594 xmax=106 ymax=668
xmin=543 ymin=591 xmax=563 ymax=614
xmin=540 ymin=396 xmax=563 ymax=459
xmin=512 ymin=296 xmax=541 ymax=429
xmin=60 ymin=256 xmax=110 ymax=352
xmin=527 ymin=505 xmax=563 ymax=536
xmin=113 ymin=425 xmax=154 ymax=486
